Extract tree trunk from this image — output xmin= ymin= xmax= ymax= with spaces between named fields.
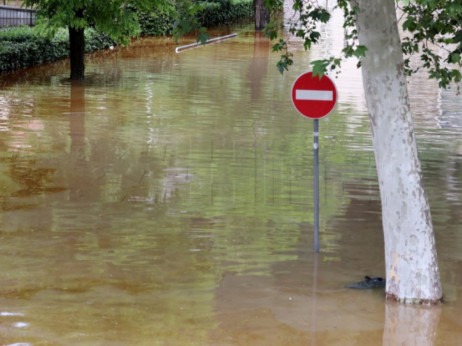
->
xmin=69 ymin=10 xmax=85 ymax=80
xmin=255 ymin=0 xmax=270 ymax=30
xmin=354 ymin=0 xmax=443 ymax=303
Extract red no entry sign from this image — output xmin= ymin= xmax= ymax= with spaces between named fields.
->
xmin=291 ymin=72 xmax=337 ymax=119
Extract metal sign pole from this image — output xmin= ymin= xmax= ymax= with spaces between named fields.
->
xmin=313 ymin=119 xmax=320 ymax=253
xmin=291 ymin=71 xmax=337 ymax=253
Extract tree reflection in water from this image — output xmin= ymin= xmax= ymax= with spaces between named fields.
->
xmin=383 ymin=303 xmax=441 ymax=345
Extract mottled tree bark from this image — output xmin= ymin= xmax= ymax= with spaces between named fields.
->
xmin=354 ymin=0 xmax=443 ymax=303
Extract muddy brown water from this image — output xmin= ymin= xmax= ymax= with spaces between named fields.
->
xmin=0 ymin=21 xmax=461 ymax=345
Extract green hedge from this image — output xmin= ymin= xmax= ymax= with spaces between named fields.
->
xmin=0 ymin=0 xmax=253 ymax=72
xmin=0 ymin=26 xmax=114 ymax=72
xmin=198 ymin=0 xmax=253 ymax=27
xmin=138 ymin=12 xmax=176 ymax=36
xmin=139 ymin=0 xmax=253 ymax=36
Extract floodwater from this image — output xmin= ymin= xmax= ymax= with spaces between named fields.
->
xmin=0 ymin=16 xmax=462 ymax=346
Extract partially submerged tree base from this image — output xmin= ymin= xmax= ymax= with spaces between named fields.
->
xmin=386 ymin=293 xmax=443 ymax=306
xmin=24 ymin=0 xmax=157 ymax=80
xmin=354 ymin=0 xmax=443 ymax=303
xmin=267 ymin=0 xmax=461 ymax=306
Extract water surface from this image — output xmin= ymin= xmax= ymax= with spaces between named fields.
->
xmin=0 ymin=20 xmax=461 ymax=345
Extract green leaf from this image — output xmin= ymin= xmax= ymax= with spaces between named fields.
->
xmin=353 ymin=45 xmax=367 ymax=58
xmin=311 ymin=59 xmax=330 ymax=77
xmin=450 ymin=52 xmax=461 ymax=63
xmin=197 ymin=30 xmax=209 ymax=45
xmin=452 ymin=30 xmax=462 ymax=43
xmin=276 ymin=54 xmax=293 ymax=74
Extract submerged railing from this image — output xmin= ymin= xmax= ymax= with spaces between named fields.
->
xmin=175 ymin=33 xmax=237 ymax=53
xmin=0 ymin=5 xmax=36 ymax=28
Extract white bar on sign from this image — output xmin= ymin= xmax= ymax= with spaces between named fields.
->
xmin=296 ymin=89 xmax=333 ymax=101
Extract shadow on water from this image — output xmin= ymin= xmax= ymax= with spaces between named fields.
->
xmin=0 ymin=19 xmax=461 ymax=345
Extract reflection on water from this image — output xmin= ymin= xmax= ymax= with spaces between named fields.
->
xmin=0 ymin=19 xmax=461 ymax=346
xmin=383 ymin=303 xmax=441 ymax=346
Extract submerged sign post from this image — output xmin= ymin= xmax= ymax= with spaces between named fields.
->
xmin=291 ymin=71 xmax=337 ymax=253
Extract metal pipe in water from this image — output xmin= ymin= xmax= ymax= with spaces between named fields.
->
xmin=175 ymin=33 xmax=237 ymax=53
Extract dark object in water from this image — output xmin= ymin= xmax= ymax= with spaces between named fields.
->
xmin=346 ymin=276 xmax=386 ymax=289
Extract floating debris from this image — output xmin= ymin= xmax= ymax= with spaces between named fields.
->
xmin=346 ymin=276 xmax=386 ymax=289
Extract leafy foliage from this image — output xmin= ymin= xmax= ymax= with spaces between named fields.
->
xmin=21 ymin=0 xmax=166 ymax=45
xmin=198 ymin=0 xmax=253 ymax=27
xmin=0 ymin=0 xmax=252 ymax=73
xmin=398 ymin=0 xmax=462 ymax=87
xmin=138 ymin=11 xmax=176 ymax=36
xmin=267 ymin=0 xmax=462 ymax=88
xmin=171 ymin=0 xmax=252 ymax=42
xmin=266 ymin=0 xmax=367 ymax=76
xmin=0 ymin=26 xmax=114 ymax=72
xmin=19 ymin=0 xmax=169 ymax=78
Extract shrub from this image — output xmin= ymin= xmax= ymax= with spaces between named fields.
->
xmin=0 ymin=26 xmax=115 ymax=72
xmin=0 ymin=1 xmax=252 ymax=72
xmin=198 ymin=0 xmax=253 ymax=27
xmin=138 ymin=0 xmax=254 ymax=36
xmin=138 ymin=11 xmax=175 ymax=36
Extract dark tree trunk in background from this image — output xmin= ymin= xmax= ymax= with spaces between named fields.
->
xmin=254 ymin=0 xmax=270 ymax=30
xmin=69 ymin=9 xmax=85 ymax=80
